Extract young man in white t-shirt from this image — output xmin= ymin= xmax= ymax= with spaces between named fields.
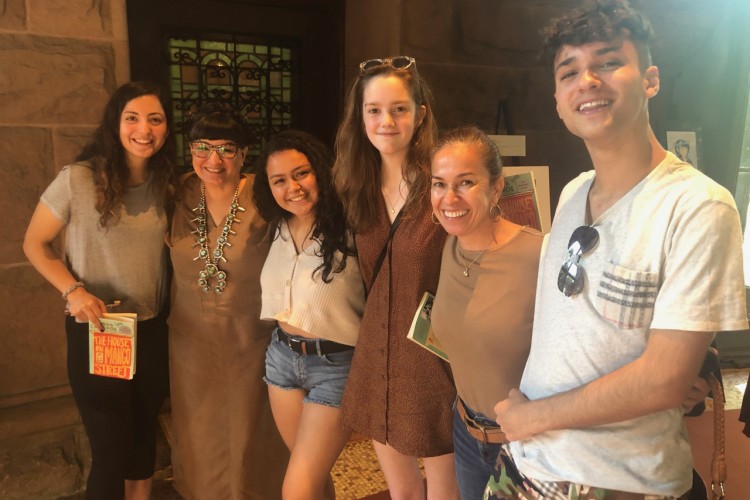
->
xmin=486 ymin=1 xmax=748 ymax=498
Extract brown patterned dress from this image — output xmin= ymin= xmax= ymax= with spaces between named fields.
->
xmin=340 ymin=192 xmax=455 ymax=457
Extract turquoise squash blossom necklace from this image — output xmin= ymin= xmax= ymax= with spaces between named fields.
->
xmin=192 ymin=182 xmax=245 ymax=293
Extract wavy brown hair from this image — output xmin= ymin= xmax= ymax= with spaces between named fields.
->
xmin=76 ymin=81 xmax=176 ymax=227
xmin=254 ymin=130 xmax=353 ymax=283
xmin=333 ymin=60 xmax=438 ymax=232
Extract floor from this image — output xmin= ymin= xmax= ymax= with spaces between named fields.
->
xmin=145 ymin=435 xmax=393 ymax=500
xmin=143 ymin=368 xmax=749 ymax=500
xmin=719 ymin=367 xmax=748 ymax=410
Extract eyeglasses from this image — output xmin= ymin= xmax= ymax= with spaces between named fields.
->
xmin=359 ymin=56 xmax=416 ymax=74
xmin=557 ymin=225 xmax=599 ymax=297
xmin=190 ymin=141 xmax=240 ymax=160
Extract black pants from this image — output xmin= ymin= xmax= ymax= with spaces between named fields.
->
xmin=66 ymin=313 xmax=169 ymax=499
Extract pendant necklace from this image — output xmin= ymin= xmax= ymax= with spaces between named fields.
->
xmin=459 ymin=245 xmax=492 ymax=277
xmin=192 ymin=182 xmax=245 ymax=293
xmin=382 ymin=179 xmax=406 ymax=214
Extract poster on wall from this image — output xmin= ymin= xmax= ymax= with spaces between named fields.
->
xmin=666 ymin=131 xmax=698 ymax=169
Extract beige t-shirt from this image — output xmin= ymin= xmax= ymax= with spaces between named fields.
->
xmin=42 ymin=162 xmax=168 ymax=319
xmin=431 ymin=226 xmax=542 ymax=418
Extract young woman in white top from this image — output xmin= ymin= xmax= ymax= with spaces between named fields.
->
xmin=254 ymin=130 xmax=365 ymax=499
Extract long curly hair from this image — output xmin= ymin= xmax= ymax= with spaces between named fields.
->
xmin=76 ymin=81 xmax=176 ymax=227
xmin=254 ymin=130 xmax=353 ymax=283
xmin=333 ymin=60 xmax=438 ymax=232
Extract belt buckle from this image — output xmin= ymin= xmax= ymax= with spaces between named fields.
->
xmin=286 ymin=334 xmax=308 ymax=355
xmin=464 ymin=410 xmax=496 ymax=445
xmin=467 ymin=418 xmax=490 ymax=444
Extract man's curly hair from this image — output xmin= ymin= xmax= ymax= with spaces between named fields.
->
xmin=542 ymin=0 xmax=655 ymax=70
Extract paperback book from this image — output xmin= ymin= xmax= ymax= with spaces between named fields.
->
xmin=499 ymin=171 xmax=542 ymax=231
xmin=406 ymin=292 xmax=449 ymax=362
xmin=89 ymin=313 xmax=137 ymax=380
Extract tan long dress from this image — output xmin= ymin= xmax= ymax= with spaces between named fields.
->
xmin=167 ymin=173 xmax=288 ymax=499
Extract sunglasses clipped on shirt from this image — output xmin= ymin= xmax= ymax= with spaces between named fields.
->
xmin=359 ymin=56 xmax=416 ymax=74
xmin=557 ymin=225 xmax=599 ymax=297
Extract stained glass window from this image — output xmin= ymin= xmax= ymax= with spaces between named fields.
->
xmin=167 ymin=34 xmax=296 ymax=169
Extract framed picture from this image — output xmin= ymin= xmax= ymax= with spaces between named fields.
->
xmin=666 ymin=131 xmax=698 ymax=169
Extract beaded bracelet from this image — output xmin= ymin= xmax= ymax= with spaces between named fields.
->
xmin=61 ymin=281 xmax=85 ymax=300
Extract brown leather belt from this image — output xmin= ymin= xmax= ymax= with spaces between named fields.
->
xmin=276 ymin=327 xmax=353 ymax=356
xmin=456 ymin=398 xmax=507 ymax=445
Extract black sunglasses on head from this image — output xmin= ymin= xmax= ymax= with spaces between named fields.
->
xmin=557 ymin=225 xmax=599 ymax=297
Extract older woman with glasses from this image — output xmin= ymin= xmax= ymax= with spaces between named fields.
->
xmin=167 ymin=107 xmax=287 ymax=499
xmin=333 ymin=56 xmax=459 ymax=499
xmin=429 ymin=126 xmax=543 ymax=499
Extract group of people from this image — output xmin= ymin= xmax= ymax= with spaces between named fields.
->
xmin=22 ymin=0 xmax=749 ymax=499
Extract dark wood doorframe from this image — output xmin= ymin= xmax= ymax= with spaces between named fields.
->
xmin=126 ymin=0 xmax=344 ymax=148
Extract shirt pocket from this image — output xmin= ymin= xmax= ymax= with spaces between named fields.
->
xmin=595 ymin=262 xmax=660 ymax=329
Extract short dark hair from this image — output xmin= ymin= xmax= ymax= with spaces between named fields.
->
xmin=187 ymin=105 xmax=250 ymax=148
xmin=254 ymin=130 xmax=353 ymax=283
xmin=542 ymin=0 xmax=655 ymax=70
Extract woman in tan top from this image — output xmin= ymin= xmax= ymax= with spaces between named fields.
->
xmin=167 ymin=108 xmax=287 ymax=499
xmin=429 ymin=126 xmax=542 ymax=499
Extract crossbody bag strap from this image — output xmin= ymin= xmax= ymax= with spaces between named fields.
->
xmin=707 ymin=372 xmax=726 ymax=499
xmin=368 ymin=210 xmax=404 ymax=293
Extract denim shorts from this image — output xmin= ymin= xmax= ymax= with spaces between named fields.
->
xmin=264 ymin=328 xmax=354 ymax=408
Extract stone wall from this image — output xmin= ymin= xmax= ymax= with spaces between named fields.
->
xmin=0 ymin=1 xmax=130 ymax=496
xmin=1 ymin=0 xmax=129 ymax=409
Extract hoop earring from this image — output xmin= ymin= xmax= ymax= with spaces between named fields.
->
xmin=431 ymin=212 xmax=442 ymax=225
xmin=489 ymin=203 xmax=503 ymax=222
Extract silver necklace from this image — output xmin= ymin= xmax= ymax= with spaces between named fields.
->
xmin=382 ymin=179 xmax=406 ymax=214
xmin=192 ymin=182 xmax=244 ymax=293
xmin=459 ymin=244 xmax=492 ymax=278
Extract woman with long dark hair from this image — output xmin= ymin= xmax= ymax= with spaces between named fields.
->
xmin=24 ymin=81 xmax=175 ymax=499
xmin=255 ymin=130 xmax=364 ymax=499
